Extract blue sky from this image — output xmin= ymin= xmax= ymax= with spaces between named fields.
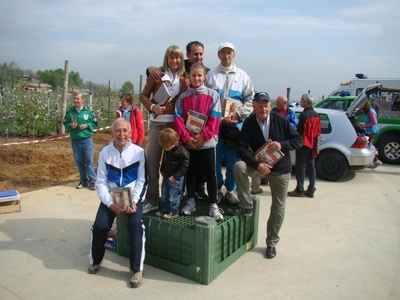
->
xmin=1 ymin=0 xmax=399 ymax=100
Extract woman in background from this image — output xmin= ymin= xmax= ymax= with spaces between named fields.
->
xmin=116 ymin=92 xmax=145 ymax=146
xmin=362 ymin=101 xmax=382 ymax=169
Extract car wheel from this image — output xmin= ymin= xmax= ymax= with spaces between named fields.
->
xmin=316 ymin=150 xmax=348 ymax=181
xmin=377 ymin=135 xmax=400 ymax=165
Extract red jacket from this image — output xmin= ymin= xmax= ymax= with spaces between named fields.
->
xmin=116 ymin=104 xmax=145 ymax=145
xmin=297 ymin=107 xmax=321 ymax=150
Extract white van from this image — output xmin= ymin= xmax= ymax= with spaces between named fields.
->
xmin=329 ymin=74 xmax=400 ymax=97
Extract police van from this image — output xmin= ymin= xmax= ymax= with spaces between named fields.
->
xmin=329 ymin=74 xmax=400 ymax=97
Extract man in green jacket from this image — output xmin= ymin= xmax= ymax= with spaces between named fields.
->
xmin=63 ymin=92 xmax=98 ymax=190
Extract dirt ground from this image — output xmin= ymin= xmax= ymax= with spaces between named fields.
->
xmin=0 ymin=133 xmax=114 ymax=193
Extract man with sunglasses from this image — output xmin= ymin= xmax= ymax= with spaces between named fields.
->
xmin=227 ymin=92 xmax=302 ymax=259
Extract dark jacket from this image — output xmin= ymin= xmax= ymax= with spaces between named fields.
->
xmin=160 ymin=143 xmax=190 ymax=179
xmin=297 ymin=107 xmax=321 ymax=150
xmin=184 ymin=59 xmax=210 ymax=75
xmin=237 ymin=113 xmax=303 ymax=174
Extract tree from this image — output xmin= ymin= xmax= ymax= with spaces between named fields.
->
xmin=120 ymin=81 xmax=134 ymax=94
xmin=0 ymin=61 xmax=24 ymax=88
xmin=69 ymin=71 xmax=84 ymax=88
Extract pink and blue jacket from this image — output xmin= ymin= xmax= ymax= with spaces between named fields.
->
xmin=174 ymin=83 xmax=222 ymax=150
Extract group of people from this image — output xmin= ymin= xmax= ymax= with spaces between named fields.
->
xmin=64 ymin=40 xmax=324 ymax=288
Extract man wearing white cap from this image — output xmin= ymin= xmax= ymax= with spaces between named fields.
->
xmin=205 ymin=42 xmax=254 ymax=206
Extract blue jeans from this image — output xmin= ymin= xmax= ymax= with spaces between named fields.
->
xmin=161 ymin=176 xmax=184 ymax=215
xmin=71 ymin=137 xmax=96 ymax=184
xmin=216 ymin=137 xmax=239 ymax=191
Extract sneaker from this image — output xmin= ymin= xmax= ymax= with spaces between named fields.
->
xmin=155 ymin=210 xmax=166 ymax=217
xmin=162 ymin=213 xmax=179 ymax=219
xmin=195 ymin=188 xmax=209 ymax=200
xmin=76 ymin=181 xmax=88 ymax=189
xmin=287 ymin=189 xmax=304 ymax=197
xmin=181 ymin=201 xmax=196 ymax=216
xmin=130 ymin=271 xmax=143 ymax=288
xmin=225 ymin=191 xmax=239 ymax=205
xmin=209 ymin=206 xmax=224 ymax=221
xmin=217 ymin=191 xmax=224 ymax=204
xmin=251 ymin=187 xmax=263 ymax=195
xmin=90 ymin=182 xmax=96 ymax=191
xmin=226 ymin=206 xmax=253 ymax=217
xmin=143 ymin=203 xmax=158 ymax=214
xmin=370 ymin=159 xmax=382 ymax=169
xmin=88 ymin=264 xmax=100 ymax=274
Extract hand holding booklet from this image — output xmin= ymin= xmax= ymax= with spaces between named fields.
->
xmin=224 ymin=97 xmax=243 ymax=118
xmin=110 ymin=187 xmax=137 ymax=212
xmin=253 ymin=139 xmax=285 ymax=166
xmin=186 ymin=110 xmax=208 ymax=136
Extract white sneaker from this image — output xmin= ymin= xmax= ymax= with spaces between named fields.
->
xmin=181 ymin=202 xmax=196 ymax=216
xmin=225 ymin=191 xmax=239 ymax=205
xmin=143 ymin=203 xmax=158 ymax=214
xmin=209 ymin=206 xmax=224 ymax=221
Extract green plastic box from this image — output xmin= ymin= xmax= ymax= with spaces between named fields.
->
xmin=117 ymin=196 xmax=259 ymax=285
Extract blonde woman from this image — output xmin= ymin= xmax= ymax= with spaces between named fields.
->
xmin=140 ymin=45 xmax=190 ymax=213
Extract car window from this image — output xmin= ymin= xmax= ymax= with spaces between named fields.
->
xmin=318 ymin=113 xmax=332 ymax=134
xmin=294 ymin=111 xmax=332 ymax=134
xmin=319 ymin=100 xmax=345 ymax=111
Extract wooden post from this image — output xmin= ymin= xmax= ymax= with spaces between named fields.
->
xmin=108 ymin=80 xmax=111 ymax=124
xmin=286 ymin=87 xmax=291 ymax=101
xmin=59 ymin=60 xmax=69 ymax=135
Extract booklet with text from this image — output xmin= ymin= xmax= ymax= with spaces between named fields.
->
xmin=253 ymin=140 xmax=285 ymax=166
xmin=224 ymin=97 xmax=243 ymax=118
xmin=110 ymin=187 xmax=136 ymax=212
xmin=186 ymin=109 xmax=208 ymax=135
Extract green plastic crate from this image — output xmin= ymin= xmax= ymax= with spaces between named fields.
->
xmin=117 ymin=196 xmax=259 ymax=285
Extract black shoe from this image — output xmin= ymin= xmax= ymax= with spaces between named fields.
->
xmin=195 ymin=188 xmax=208 ymax=200
xmin=266 ymin=246 xmax=276 ymax=259
xmin=76 ymin=181 xmax=89 ymax=189
xmin=287 ymin=189 xmax=304 ymax=197
xmin=226 ymin=206 xmax=253 ymax=217
xmin=304 ymin=190 xmax=314 ymax=198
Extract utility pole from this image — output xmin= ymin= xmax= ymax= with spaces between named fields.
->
xmin=139 ymin=75 xmax=143 ymax=109
xmin=89 ymin=82 xmax=92 ymax=109
xmin=59 ymin=60 xmax=69 ymax=135
xmin=286 ymin=87 xmax=291 ymax=101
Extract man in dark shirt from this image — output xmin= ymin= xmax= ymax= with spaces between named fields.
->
xmin=288 ymin=93 xmax=321 ymax=198
xmin=227 ymin=92 xmax=302 ymax=259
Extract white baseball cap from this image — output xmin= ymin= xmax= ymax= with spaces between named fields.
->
xmin=218 ymin=42 xmax=235 ymax=52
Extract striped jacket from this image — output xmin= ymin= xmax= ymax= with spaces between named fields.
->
xmin=96 ymin=140 xmax=147 ymax=207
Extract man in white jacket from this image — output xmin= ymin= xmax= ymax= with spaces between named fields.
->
xmin=206 ymin=42 xmax=254 ymax=205
xmin=88 ymin=118 xmax=147 ymax=288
